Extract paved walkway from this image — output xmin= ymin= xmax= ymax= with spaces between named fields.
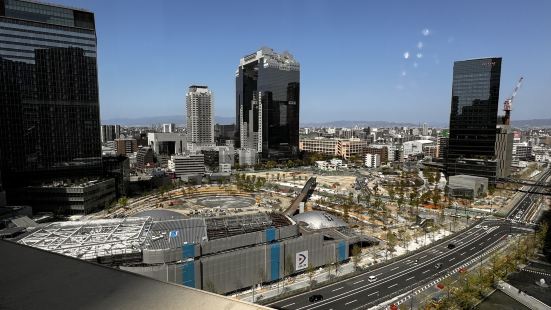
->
xmin=496 ymin=280 xmax=551 ymax=310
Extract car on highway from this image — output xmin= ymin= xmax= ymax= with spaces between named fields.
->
xmin=475 ymin=224 xmax=481 ymax=228
xmin=309 ymin=294 xmax=323 ymax=302
xmin=447 ymin=243 xmax=455 ymax=249
xmin=368 ymin=275 xmax=378 ymax=282
xmin=482 ymin=225 xmax=488 ymax=230
xmin=435 ymin=263 xmax=443 ymax=269
xmin=413 ymin=259 xmax=419 ymax=264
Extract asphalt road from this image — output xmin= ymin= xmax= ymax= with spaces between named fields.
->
xmin=506 ymin=169 xmax=551 ymax=224
xmin=268 ymin=170 xmax=551 ymax=310
xmin=269 ymin=221 xmax=514 ymax=310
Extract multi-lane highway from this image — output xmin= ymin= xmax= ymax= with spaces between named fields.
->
xmin=269 ymin=221 xmax=513 ymax=310
xmin=269 ymin=169 xmax=550 ymax=310
xmin=506 ymin=168 xmax=551 ymax=224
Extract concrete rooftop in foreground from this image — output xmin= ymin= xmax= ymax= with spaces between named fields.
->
xmin=0 ymin=240 xmax=269 ymax=310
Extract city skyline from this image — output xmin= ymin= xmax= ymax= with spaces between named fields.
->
xmin=50 ymin=0 xmax=551 ymax=123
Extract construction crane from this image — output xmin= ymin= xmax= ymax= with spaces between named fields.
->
xmin=502 ymin=77 xmax=524 ymax=125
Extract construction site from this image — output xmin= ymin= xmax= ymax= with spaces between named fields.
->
xmin=16 ymin=178 xmax=379 ymax=295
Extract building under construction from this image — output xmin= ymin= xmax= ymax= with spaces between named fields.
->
xmin=17 ymin=210 xmax=377 ymax=294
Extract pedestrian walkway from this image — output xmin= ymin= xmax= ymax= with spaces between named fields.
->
xmin=496 ymin=280 xmax=551 ymax=310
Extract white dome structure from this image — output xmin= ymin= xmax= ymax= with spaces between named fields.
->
xmin=292 ymin=211 xmax=347 ymax=230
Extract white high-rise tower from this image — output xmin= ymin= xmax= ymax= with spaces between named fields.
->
xmin=186 ymin=85 xmax=214 ymax=145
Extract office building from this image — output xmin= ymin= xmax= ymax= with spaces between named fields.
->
xmin=0 ymin=0 xmax=101 ymax=190
xmin=236 ymin=47 xmax=300 ymax=160
xmin=186 ymin=85 xmax=214 ymax=145
xmin=102 ymin=156 xmax=130 ymax=197
xmin=0 ymin=170 xmax=5 ymax=207
xmin=437 ymin=136 xmax=449 ymax=160
xmin=365 ymin=154 xmax=381 ymax=168
xmin=365 ymin=145 xmax=389 ymax=163
xmin=299 ymin=138 xmax=339 ymax=157
xmin=446 ymin=58 xmax=505 ymax=183
xmin=136 ymin=147 xmax=155 ymax=169
xmin=214 ymin=124 xmax=235 ymax=146
xmin=114 ymin=138 xmax=138 ymax=156
xmin=169 ymin=154 xmax=205 ymax=179
xmin=101 ymin=125 xmax=121 ymax=143
xmin=422 ymin=123 xmax=428 ymax=136
xmin=337 ymin=138 xmax=367 ymax=159
xmin=10 ymin=179 xmax=116 ymax=214
xmin=162 ymin=123 xmax=176 ymax=133
xmin=147 ymin=133 xmax=187 ymax=156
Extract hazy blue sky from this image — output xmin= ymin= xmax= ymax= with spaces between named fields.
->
xmin=58 ymin=0 xmax=551 ymax=123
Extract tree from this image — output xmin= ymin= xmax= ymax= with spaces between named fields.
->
xmin=351 ymin=245 xmax=362 ymax=271
xmin=306 ymin=263 xmax=316 ymax=289
xmin=118 ymin=196 xmax=128 ymax=208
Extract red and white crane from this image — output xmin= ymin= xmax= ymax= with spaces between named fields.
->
xmin=502 ymin=77 xmax=524 ymax=125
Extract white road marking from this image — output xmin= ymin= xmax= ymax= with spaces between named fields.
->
xmin=460 ymin=251 xmax=466 ymax=256
xmin=332 ymin=287 xmax=344 ymax=292
xmin=282 ymin=303 xmax=295 ymax=307
xmin=368 ymin=291 xmax=379 ymax=296
xmin=391 ymin=266 xmax=400 ymax=271
xmin=406 ymin=276 xmax=415 ymax=281
xmin=353 ymin=280 xmax=364 ymax=285
xmin=449 ymin=257 xmax=456 ymax=261
xmin=422 ymin=269 xmax=430 ymax=274
xmin=388 ymin=283 xmax=398 ymax=289
xmin=470 ymin=247 xmax=476 ymax=251
xmin=345 ymin=300 xmax=357 ymax=305
xmin=419 ymin=255 xmax=427 ymax=259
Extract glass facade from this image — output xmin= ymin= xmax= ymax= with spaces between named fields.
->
xmin=446 ymin=57 xmax=502 ymax=182
xmin=0 ymin=0 xmax=101 ymax=188
xmin=236 ymin=48 xmax=300 ymax=160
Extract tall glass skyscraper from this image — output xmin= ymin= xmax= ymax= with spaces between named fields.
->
xmin=235 ymin=47 xmax=300 ymax=161
xmin=0 ymin=0 xmax=100 ymax=188
xmin=446 ymin=57 xmax=504 ymax=183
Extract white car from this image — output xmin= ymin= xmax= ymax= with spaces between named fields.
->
xmin=482 ymin=225 xmax=489 ymax=230
xmin=475 ymin=225 xmax=481 ymax=228
xmin=368 ymin=275 xmax=377 ymax=282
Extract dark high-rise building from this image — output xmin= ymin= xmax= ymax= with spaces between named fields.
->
xmin=0 ymin=1 xmax=101 ymax=191
xmin=236 ymin=47 xmax=300 ymax=161
xmin=446 ymin=57 xmax=506 ymax=183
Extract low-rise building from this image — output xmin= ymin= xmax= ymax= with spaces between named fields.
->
xmin=147 ymin=132 xmax=187 ymax=156
xmin=9 ymin=179 xmax=116 ymax=214
xmin=365 ymin=153 xmax=381 ymax=168
xmin=447 ymin=175 xmax=488 ymax=199
xmin=114 ymin=138 xmax=138 ymax=156
xmin=169 ymin=154 xmax=205 ymax=180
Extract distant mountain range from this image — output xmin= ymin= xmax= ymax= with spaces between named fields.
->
xmin=101 ymin=115 xmax=234 ymax=126
xmin=101 ymin=115 xmax=551 ymax=128
xmin=511 ymin=118 xmax=551 ymax=128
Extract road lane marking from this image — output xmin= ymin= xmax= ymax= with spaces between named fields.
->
xmin=391 ymin=266 xmax=400 ymax=271
xmin=345 ymin=300 xmax=357 ymax=306
xmin=388 ymin=283 xmax=398 ymax=288
xmin=353 ymin=280 xmax=364 ymax=285
xmin=332 ymin=287 xmax=344 ymax=292
xmin=282 ymin=303 xmax=295 ymax=307
xmin=449 ymin=257 xmax=456 ymax=261
xmin=460 ymin=252 xmax=466 ymax=256
xmin=470 ymin=247 xmax=476 ymax=250
xmin=406 ymin=276 xmax=415 ymax=281
xmin=274 ymin=228 xmax=503 ymax=310
xmin=422 ymin=269 xmax=430 ymax=274
xmin=419 ymin=255 xmax=427 ymax=259
xmin=368 ymin=291 xmax=379 ymax=296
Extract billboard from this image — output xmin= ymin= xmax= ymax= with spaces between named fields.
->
xmin=296 ymin=250 xmax=308 ymax=271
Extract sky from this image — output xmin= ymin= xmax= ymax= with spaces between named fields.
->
xmin=57 ymin=0 xmax=551 ymax=123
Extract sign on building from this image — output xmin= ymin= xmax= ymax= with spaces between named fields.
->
xmin=296 ymin=250 xmax=309 ymax=271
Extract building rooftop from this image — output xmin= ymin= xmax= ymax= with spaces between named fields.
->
xmin=0 ymin=240 xmax=269 ymax=310
xmin=293 ymin=211 xmax=347 ymax=230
